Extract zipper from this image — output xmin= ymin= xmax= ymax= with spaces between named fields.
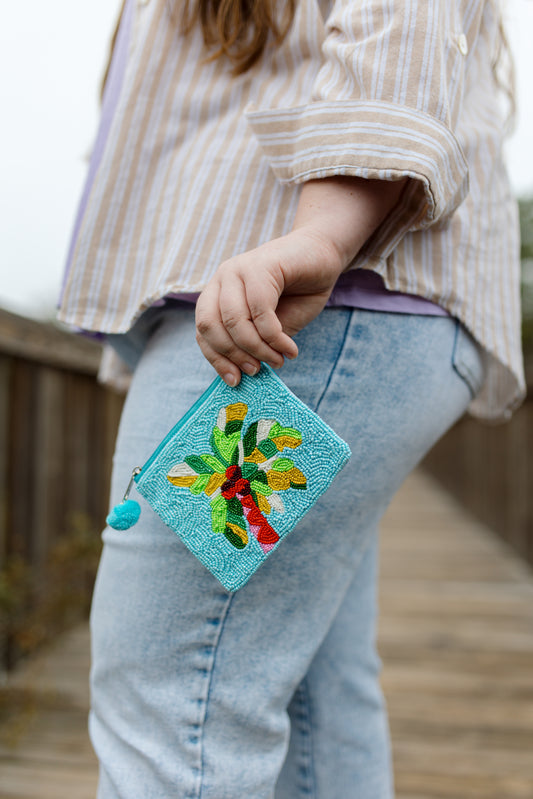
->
xmin=133 ymin=374 xmax=224 ymax=484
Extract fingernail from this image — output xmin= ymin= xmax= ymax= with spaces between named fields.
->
xmin=224 ymin=373 xmax=238 ymax=387
xmin=242 ymin=363 xmax=258 ymax=376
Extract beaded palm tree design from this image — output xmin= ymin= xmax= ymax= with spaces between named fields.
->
xmin=167 ymin=403 xmax=307 ymax=552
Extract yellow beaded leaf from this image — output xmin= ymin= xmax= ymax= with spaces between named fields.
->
xmin=256 ymin=492 xmax=272 ymax=515
xmin=225 ymin=403 xmax=248 ymax=422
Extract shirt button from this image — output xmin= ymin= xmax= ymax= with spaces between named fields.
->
xmin=457 ymin=33 xmax=468 ymax=56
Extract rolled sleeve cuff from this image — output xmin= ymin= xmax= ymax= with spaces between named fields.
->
xmin=246 ymin=100 xmax=469 ymax=237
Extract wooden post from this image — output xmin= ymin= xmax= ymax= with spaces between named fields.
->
xmin=0 ymin=357 xmax=10 ymax=565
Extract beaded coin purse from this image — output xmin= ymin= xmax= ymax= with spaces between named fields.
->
xmin=107 ymin=364 xmax=351 ymax=591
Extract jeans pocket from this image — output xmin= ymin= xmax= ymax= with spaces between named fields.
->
xmin=451 ymin=320 xmax=485 ymax=400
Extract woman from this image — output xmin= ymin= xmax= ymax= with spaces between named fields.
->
xmin=58 ymin=1 xmax=524 ymax=796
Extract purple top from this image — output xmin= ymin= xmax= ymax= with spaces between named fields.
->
xmin=326 ymin=268 xmax=449 ymax=315
xmin=62 ymin=0 xmax=448 ymax=319
xmin=153 ymin=267 xmax=449 ymax=317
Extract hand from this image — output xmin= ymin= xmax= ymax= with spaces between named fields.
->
xmin=195 ymin=226 xmax=344 ymax=385
xmin=196 ymin=176 xmax=408 ymax=385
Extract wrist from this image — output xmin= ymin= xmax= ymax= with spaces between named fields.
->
xmin=286 ymin=225 xmax=346 ymax=281
xmin=292 ymin=175 xmax=408 ymax=269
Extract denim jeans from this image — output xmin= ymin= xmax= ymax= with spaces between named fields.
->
xmin=92 ymin=304 xmax=484 ymax=798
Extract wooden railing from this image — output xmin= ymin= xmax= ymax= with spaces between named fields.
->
xmin=422 ymin=359 xmax=533 ymax=569
xmin=0 ymin=308 xmax=124 ymax=669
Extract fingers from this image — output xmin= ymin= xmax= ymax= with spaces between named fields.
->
xmin=196 ymin=247 xmax=308 ymax=385
xmin=244 ymin=276 xmax=298 ymax=360
xmin=195 ymin=332 xmax=249 ymax=387
xmin=196 ymin=271 xmax=293 ymax=385
xmin=196 ymin=281 xmax=258 ymax=386
xmin=218 ymin=272 xmax=288 ymax=366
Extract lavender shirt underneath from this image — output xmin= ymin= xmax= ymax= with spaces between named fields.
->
xmin=63 ymin=0 xmax=448 ymax=320
xmin=162 ymin=269 xmax=449 ymax=316
xmin=327 ymin=269 xmax=449 ymax=315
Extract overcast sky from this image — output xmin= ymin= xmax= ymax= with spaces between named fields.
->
xmin=1 ymin=0 xmax=532 ymax=320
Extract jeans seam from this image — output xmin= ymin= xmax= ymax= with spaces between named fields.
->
xmin=313 ymin=310 xmax=353 ymax=414
xmin=195 ymin=591 xmax=235 ymax=799
xmin=296 ymin=678 xmax=316 ymax=798
xmin=451 ymin=320 xmax=481 ymax=400
xmin=453 ymin=359 xmax=478 ymax=399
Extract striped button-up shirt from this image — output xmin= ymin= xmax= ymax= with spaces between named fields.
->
xmin=58 ymin=0 xmax=525 ymax=421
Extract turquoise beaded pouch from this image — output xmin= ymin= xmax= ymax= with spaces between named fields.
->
xmin=107 ymin=364 xmax=351 ymax=592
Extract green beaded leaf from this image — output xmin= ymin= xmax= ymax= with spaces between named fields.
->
xmin=185 ymin=454 xmax=214 ymax=475
xmin=227 ymin=510 xmax=246 ymax=527
xmin=243 ymin=421 xmax=259 ymax=457
xmin=227 ymin=497 xmax=244 ymax=516
xmin=210 ymin=495 xmax=227 ymax=534
xmin=210 ymin=427 xmax=240 ymax=465
xmin=230 ymin=445 xmax=241 ymax=466
xmin=268 ymin=422 xmax=303 ymax=449
xmin=201 ymin=454 xmax=226 ymax=474
xmin=224 ymin=526 xmax=247 ymax=550
xmin=258 ymin=438 xmax=277 ymax=459
xmin=251 ymin=479 xmax=273 ymax=496
xmin=241 ymin=462 xmax=258 ymax=480
xmin=225 ymin=419 xmax=243 ymax=436
xmin=271 ymin=458 xmax=294 ymax=472
xmin=190 ymin=474 xmax=210 ymax=495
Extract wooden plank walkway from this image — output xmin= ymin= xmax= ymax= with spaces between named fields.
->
xmin=1 ymin=469 xmax=533 ymax=798
xmin=379 ymin=471 xmax=533 ymax=798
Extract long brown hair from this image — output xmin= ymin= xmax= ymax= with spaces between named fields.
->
xmin=179 ymin=0 xmax=297 ymax=74
xmin=101 ymin=0 xmax=296 ymax=98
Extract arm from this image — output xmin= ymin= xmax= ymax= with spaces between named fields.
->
xmin=197 ymin=0 xmax=481 ymax=384
xmin=195 ymin=175 xmax=406 ymax=385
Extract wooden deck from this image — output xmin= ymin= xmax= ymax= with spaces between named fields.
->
xmin=379 ymin=471 xmax=533 ymax=798
xmin=1 ymin=469 xmax=533 ymax=798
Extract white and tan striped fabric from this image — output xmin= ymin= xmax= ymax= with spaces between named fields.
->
xmin=58 ymin=0 xmax=525 ymax=421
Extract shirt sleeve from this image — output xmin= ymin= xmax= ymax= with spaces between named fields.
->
xmin=246 ymin=0 xmax=482 ymax=259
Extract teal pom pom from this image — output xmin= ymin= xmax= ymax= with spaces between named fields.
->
xmin=106 ymin=500 xmax=141 ymax=531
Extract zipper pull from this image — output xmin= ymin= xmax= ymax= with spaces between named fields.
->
xmin=106 ymin=467 xmax=142 ymax=530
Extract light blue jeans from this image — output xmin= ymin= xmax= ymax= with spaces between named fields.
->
xmin=91 ymin=305 xmax=484 ymax=798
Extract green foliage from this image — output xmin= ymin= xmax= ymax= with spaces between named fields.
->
xmin=519 ymin=197 xmax=533 ymax=261
xmin=0 ymin=515 xmax=102 ymax=672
